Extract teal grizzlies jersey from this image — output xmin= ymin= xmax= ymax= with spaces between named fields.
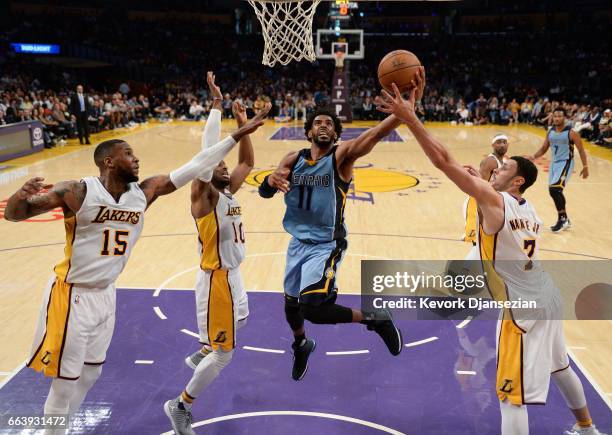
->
xmin=547 ymin=125 xmax=574 ymax=162
xmin=283 ymin=146 xmax=351 ymax=243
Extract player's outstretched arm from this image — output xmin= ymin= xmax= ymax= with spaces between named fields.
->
xmin=376 ymin=84 xmax=503 ymax=210
xmin=140 ymin=110 xmax=269 ymax=207
xmin=530 ymin=136 xmax=550 ymax=161
xmin=336 ymin=67 xmax=425 ymax=179
xmin=570 ymin=130 xmax=589 ymax=178
xmin=229 ymin=101 xmax=271 ymax=194
xmin=4 ymin=178 xmax=85 ymax=221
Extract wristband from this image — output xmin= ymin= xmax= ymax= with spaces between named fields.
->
xmin=258 ymin=175 xmax=278 ymax=198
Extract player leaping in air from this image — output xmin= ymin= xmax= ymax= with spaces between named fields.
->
xmin=258 ymin=67 xmax=425 ymax=381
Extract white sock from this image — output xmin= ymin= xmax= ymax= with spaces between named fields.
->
xmin=68 ymin=365 xmax=103 ymax=416
xmin=44 ymin=378 xmax=77 ymax=435
xmin=552 ymin=367 xmax=588 ymax=411
xmin=500 ymin=399 xmax=529 ymax=435
xmin=185 ymin=349 xmax=233 ymax=399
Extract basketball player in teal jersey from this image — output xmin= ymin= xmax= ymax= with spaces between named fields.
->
xmin=530 ymin=108 xmax=588 ymax=232
xmin=259 ymin=68 xmax=426 ymax=381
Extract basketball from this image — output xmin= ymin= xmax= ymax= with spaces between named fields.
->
xmin=377 ymin=50 xmax=422 ymax=93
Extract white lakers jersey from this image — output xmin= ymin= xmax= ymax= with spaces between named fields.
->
xmin=478 ymin=192 xmax=555 ymax=308
xmin=54 ymin=176 xmax=146 ymax=288
xmin=196 ymin=190 xmax=245 ymax=270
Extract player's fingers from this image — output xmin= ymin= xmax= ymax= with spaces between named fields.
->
xmin=408 ymin=86 xmax=417 ymax=102
xmin=376 ymin=106 xmax=393 ymax=114
xmin=391 ymin=83 xmax=402 ymax=100
xmin=381 ymin=88 xmax=394 ymax=102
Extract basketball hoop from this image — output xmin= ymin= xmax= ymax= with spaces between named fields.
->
xmin=247 ymin=0 xmax=322 ymax=67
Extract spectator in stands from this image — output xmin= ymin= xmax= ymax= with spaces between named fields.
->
xmin=509 ymin=98 xmax=520 ymax=124
xmin=222 ymin=93 xmax=233 ymax=118
xmin=488 ymin=95 xmax=499 ymax=124
xmin=188 ymin=99 xmax=205 ymax=121
xmin=69 ymin=84 xmax=91 ymax=144
xmin=362 ymin=96 xmax=375 ymax=120
xmin=51 ymin=102 xmax=74 ymax=137
xmin=500 ymin=104 xmax=512 ymax=125
xmin=154 ymin=101 xmax=174 ymax=121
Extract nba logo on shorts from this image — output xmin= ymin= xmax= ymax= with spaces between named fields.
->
xmin=325 ymin=267 xmax=335 ymax=279
xmin=75 ymin=295 xmax=80 ymax=304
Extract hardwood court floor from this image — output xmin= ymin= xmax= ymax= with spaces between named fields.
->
xmin=1 ymin=120 xmax=611 ymax=403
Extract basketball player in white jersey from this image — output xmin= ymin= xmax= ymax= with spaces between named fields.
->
xmin=164 ymin=73 xmax=271 ymax=435
xmin=464 ymin=134 xmax=508 ymax=259
xmin=3 ymin=108 xmax=269 ymax=432
xmin=377 ymin=84 xmax=603 ymax=435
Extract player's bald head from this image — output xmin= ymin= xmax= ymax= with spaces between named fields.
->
xmin=94 ymin=139 xmax=127 ymax=168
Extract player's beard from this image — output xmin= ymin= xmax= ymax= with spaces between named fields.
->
xmin=212 ymin=176 xmax=231 ymax=190
xmin=117 ymin=167 xmax=139 ymax=183
xmin=313 ymin=134 xmax=334 ymax=148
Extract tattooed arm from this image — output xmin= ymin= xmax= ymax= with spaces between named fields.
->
xmin=4 ymin=178 xmax=86 ymax=221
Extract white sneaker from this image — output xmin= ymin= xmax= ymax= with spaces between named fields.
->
xmin=564 ymin=423 xmax=606 ymax=435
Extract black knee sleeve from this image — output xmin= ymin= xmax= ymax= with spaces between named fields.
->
xmin=549 ymin=186 xmax=566 ymax=212
xmin=300 ymin=302 xmax=353 ymax=325
xmin=284 ymin=295 xmax=304 ymax=331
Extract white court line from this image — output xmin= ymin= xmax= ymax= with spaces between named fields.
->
xmin=151 ymin=251 xmax=389 ymax=298
xmin=567 ymin=348 xmax=612 ymax=410
xmin=326 ymin=350 xmax=370 ymax=356
xmin=153 ymin=266 xmax=198 ymax=297
xmin=153 ymin=306 xmax=167 ymax=320
xmin=456 ymin=316 xmax=473 ymax=329
xmin=134 ymin=360 xmax=154 ymax=365
xmin=404 ymin=336 xmax=439 ymax=347
xmin=242 ymin=346 xmax=285 ymax=354
xmin=160 ymin=410 xmax=405 ymax=435
xmin=0 ymin=361 xmax=25 ymax=391
xmin=456 ymin=370 xmax=477 ymax=375
xmin=568 ymin=346 xmax=587 ymax=350
xmin=180 ymin=329 xmax=200 ymax=339
xmin=0 ymin=372 xmax=11 ymax=376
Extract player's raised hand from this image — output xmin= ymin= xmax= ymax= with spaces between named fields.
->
xmin=231 ymin=102 xmax=270 ymax=139
xmin=375 ymin=83 xmax=418 ymax=124
xmin=580 ymin=166 xmax=589 ymax=179
xmin=16 ymin=177 xmax=53 ymax=200
xmin=232 ymin=100 xmax=248 ymax=126
xmin=267 ymin=168 xmax=291 ymax=193
xmin=206 ymin=71 xmax=222 ymax=100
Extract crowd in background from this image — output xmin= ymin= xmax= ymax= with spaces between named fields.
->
xmin=0 ymin=7 xmax=609 ymax=148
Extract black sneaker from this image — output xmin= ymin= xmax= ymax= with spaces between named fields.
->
xmin=551 ymin=218 xmax=570 ymax=233
xmin=364 ymin=309 xmax=403 ymax=356
xmin=291 ymin=338 xmax=316 ymax=381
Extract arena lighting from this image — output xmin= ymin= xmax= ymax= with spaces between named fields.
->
xmin=11 ymin=43 xmax=60 ymax=54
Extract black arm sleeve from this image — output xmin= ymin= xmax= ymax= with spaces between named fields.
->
xmin=258 ymin=175 xmax=278 ymax=198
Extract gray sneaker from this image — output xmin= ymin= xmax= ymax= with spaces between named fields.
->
xmin=185 ymin=347 xmax=211 ymax=370
xmin=164 ymin=397 xmax=195 ymax=435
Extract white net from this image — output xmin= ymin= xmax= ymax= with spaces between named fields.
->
xmin=247 ymin=0 xmax=322 ymax=67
